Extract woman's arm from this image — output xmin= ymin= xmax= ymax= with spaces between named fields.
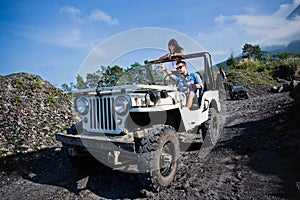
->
xmin=159 ymin=50 xmax=185 ymax=60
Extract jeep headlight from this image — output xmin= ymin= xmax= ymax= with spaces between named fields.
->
xmin=75 ymin=97 xmax=89 ymax=115
xmin=114 ymin=96 xmax=130 ymax=115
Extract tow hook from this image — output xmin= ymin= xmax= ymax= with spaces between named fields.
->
xmin=108 ymin=151 xmax=121 ymax=165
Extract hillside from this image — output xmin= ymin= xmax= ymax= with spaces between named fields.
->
xmin=0 ymin=73 xmax=76 ymax=157
xmin=225 ymin=70 xmax=277 ymax=96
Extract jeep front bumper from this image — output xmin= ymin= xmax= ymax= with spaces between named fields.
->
xmin=55 ymin=132 xmax=135 ymax=152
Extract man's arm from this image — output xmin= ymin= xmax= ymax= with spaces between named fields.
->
xmin=159 ymin=65 xmax=176 ymax=79
xmin=187 ymin=73 xmax=203 ymax=91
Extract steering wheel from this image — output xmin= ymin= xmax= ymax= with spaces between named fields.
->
xmin=163 ymin=74 xmax=188 ymax=92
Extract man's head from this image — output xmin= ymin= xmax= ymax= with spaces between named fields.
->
xmin=176 ymin=60 xmax=187 ymax=75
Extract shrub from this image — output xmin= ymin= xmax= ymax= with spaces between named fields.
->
xmin=272 ymin=59 xmax=300 ymax=80
xmin=235 ymin=61 xmax=263 ymax=72
xmin=47 ymin=96 xmax=57 ymax=103
xmin=33 ymin=81 xmax=43 ymax=89
xmin=15 ymin=78 xmax=24 ymax=84
xmin=14 ymin=96 xmax=22 ymax=102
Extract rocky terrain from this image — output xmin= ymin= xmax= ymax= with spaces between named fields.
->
xmin=0 ymin=73 xmax=75 ymax=157
xmin=0 ymin=72 xmax=300 ymax=199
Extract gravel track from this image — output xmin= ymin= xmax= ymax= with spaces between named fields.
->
xmin=1 ymin=91 xmax=300 ymax=200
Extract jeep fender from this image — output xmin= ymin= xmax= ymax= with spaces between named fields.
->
xmin=201 ymin=90 xmax=221 ymax=113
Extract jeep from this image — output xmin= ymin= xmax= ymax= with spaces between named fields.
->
xmin=56 ymin=52 xmax=221 ymax=191
xmin=228 ymin=84 xmax=249 ymax=100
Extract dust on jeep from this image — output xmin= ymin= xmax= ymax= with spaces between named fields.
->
xmin=56 ymin=52 xmax=221 ymax=191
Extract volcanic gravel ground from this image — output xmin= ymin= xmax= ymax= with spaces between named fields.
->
xmin=1 ymin=92 xmax=300 ymax=199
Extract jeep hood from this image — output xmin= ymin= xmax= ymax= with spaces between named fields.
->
xmin=71 ymin=84 xmax=176 ymax=95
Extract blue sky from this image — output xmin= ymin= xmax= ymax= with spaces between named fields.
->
xmin=1 ymin=0 xmax=300 ymax=87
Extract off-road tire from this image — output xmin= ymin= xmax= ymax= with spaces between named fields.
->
xmin=137 ymin=125 xmax=179 ymax=191
xmin=201 ymin=108 xmax=220 ymax=148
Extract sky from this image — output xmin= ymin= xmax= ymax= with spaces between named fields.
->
xmin=0 ymin=0 xmax=300 ymax=87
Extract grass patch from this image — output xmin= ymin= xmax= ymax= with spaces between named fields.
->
xmin=33 ymin=81 xmax=43 ymax=89
xmin=14 ymin=96 xmax=22 ymax=102
xmin=227 ymin=70 xmax=277 ymax=87
xmin=15 ymin=78 xmax=24 ymax=85
xmin=47 ymin=96 xmax=58 ymax=103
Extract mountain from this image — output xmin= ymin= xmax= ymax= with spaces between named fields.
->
xmin=287 ymin=4 xmax=300 ymax=20
xmin=263 ymin=5 xmax=300 ymax=54
xmin=262 ymin=40 xmax=300 ymax=54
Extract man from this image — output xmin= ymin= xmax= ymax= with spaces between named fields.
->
xmin=159 ymin=60 xmax=203 ymax=109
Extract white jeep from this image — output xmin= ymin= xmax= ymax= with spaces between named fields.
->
xmin=56 ymin=52 xmax=221 ymax=191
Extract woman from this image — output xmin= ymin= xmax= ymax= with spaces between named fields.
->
xmin=160 ymin=39 xmax=185 ymax=60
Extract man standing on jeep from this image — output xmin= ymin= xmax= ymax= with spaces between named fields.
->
xmin=159 ymin=60 xmax=203 ymax=109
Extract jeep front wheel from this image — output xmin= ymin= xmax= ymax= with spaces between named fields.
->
xmin=137 ymin=125 xmax=179 ymax=191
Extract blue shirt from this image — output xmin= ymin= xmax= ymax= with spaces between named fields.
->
xmin=186 ymin=72 xmax=203 ymax=87
xmin=186 ymin=72 xmax=204 ymax=94
xmin=173 ymin=72 xmax=204 ymax=94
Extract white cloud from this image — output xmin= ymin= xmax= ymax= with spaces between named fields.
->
xmin=222 ymin=9 xmax=300 ymax=46
xmin=60 ymin=5 xmax=81 ymax=15
xmin=89 ymin=9 xmax=119 ymax=25
xmin=15 ymin=7 xmax=121 ymax=50
xmin=244 ymin=6 xmax=258 ymax=14
xmin=16 ymin=26 xmax=90 ymax=49
xmin=214 ymin=15 xmax=226 ymax=24
xmin=60 ymin=5 xmax=83 ymax=23
xmin=60 ymin=29 xmax=83 ymax=47
xmin=207 ymin=2 xmax=300 ymax=61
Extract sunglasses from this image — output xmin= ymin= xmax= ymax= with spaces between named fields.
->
xmin=176 ymin=65 xmax=185 ymax=70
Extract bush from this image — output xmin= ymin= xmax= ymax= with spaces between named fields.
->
xmin=14 ymin=96 xmax=22 ymax=102
xmin=272 ymin=59 xmax=300 ymax=80
xmin=47 ymin=96 xmax=57 ymax=103
xmin=33 ymin=80 xmax=43 ymax=89
xmin=15 ymin=78 xmax=24 ymax=85
xmin=235 ymin=61 xmax=262 ymax=72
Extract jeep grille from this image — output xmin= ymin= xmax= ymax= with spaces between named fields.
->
xmin=88 ymin=96 xmax=116 ymax=133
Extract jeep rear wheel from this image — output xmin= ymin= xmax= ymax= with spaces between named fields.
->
xmin=201 ymin=108 xmax=220 ymax=148
xmin=138 ymin=125 xmax=179 ymax=191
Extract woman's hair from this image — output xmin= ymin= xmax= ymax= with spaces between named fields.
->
xmin=168 ymin=39 xmax=184 ymax=53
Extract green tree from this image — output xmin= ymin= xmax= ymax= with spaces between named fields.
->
xmin=128 ymin=62 xmax=147 ymax=84
xmin=61 ymin=83 xmax=74 ymax=93
xmin=242 ymin=43 xmax=262 ymax=61
xmin=99 ymin=65 xmax=124 ymax=87
xmin=260 ymin=51 xmax=274 ymax=64
xmin=295 ymin=53 xmax=300 ymax=58
xmin=75 ymin=74 xmax=87 ymax=89
xmin=226 ymin=54 xmax=238 ymax=69
xmin=86 ymin=71 xmax=101 ymax=88
xmin=273 ymin=52 xmax=292 ymax=60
